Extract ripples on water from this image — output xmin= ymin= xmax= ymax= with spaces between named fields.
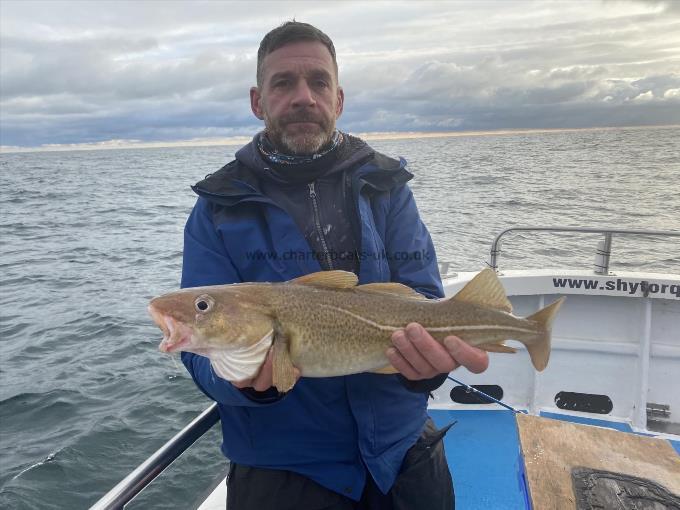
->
xmin=1 ymin=127 xmax=678 ymax=509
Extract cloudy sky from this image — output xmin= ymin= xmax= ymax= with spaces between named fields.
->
xmin=1 ymin=0 xmax=679 ymax=149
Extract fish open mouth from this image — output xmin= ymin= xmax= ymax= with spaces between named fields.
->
xmin=148 ymin=304 xmax=194 ymax=353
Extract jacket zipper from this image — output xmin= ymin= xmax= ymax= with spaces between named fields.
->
xmin=308 ymin=182 xmax=334 ymax=270
xmin=344 ymin=172 xmax=361 ymax=274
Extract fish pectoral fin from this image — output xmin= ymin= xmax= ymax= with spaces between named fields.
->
xmin=451 ymin=268 xmax=513 ymax=313
xmin=477 ymin=342 xmax=518 ymax=354
xmin=356 ymin=282 xmax=427 ymax=299
xmin=271 ymin=334 xmax=298 ymax=393
xmin=289 ymin=270 xmax=358 ymax=289
xmin=370 ymin=364 xmax=400 ymax=374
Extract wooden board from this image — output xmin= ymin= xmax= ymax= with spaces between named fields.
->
xmin=516 ymin=413 xmax=680 ymax=509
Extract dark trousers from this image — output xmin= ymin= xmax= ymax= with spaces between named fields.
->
xmin=226 ymin=419 xmax=454 ymax=510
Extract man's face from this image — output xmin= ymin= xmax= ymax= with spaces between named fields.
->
xmin=250 ymin=41 xmax=344 ymax=156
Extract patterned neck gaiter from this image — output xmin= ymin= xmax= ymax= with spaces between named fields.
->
xmin=257 ymin=130 xmax=344 ymax=166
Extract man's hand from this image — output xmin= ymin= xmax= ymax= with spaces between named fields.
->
xmin=387 ymin=323 xmax=489 ymax=380
xmin=231 ymin=349 xmax=301 ymax=392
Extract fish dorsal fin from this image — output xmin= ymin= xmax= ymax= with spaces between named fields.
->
xmin=290 ymin=270 xmax=358 ymax=289
xmin=356 ymin=282 xmax=427 ymax=299
xmin=452 ymin=268 xmax=513 ymax=313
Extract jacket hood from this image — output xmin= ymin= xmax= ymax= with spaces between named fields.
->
xmin=192 ymin=131 xmax=413 ymax=204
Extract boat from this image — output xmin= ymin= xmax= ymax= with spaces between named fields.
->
xmin=90 ymin=226 xmax=680 ymax=509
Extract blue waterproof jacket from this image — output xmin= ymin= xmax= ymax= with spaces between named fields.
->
xmin=180 ymin=139 xmax=444 ymax=499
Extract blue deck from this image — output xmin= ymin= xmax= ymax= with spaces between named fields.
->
xmin=430 ymin=409 xmax=530 ymax=510
xmin=430 ymin=409 xmax=680 ymax=510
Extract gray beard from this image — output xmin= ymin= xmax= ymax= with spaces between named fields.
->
xmin=264 ymin=114 xmax=334 ymax=156
xmin=278 ymin=129 xmax=331 ymax=156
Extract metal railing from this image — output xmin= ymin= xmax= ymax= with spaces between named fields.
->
xmin=90 ymin=403 xmax=220 ymax=510
xmin=488 ymin=227 xmax=680 ymax=273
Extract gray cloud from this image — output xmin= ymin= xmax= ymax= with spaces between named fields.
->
xmin=1 ymin=0 xmax=679 ymax=148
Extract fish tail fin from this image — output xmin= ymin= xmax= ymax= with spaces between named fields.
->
xmin=522 ymin=297 xmax=566 ymax=371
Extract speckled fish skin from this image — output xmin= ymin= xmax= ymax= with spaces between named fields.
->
xmin=149 ymin=269 xmax=564 ymax=388
xmin=240 ymin=281 xmax=559 ymax=376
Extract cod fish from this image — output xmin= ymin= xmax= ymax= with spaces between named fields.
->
xmin=149 ymin=269 xmax=564 ymax=392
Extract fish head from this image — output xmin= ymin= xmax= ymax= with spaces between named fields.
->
xmin=148 ymin=286 xmax=275 ymax=355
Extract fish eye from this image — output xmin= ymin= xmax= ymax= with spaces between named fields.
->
xmin=194 ymin=295 xmax=214 ymax=313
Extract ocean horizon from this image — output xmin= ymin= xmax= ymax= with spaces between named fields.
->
xmin=2 ymin=124 xmax=679 ymax=154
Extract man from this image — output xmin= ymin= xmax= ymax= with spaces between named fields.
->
xmin=181 ymin=21 xmax=488 ymax=510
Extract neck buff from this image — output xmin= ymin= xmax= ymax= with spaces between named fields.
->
xmin=258 ymin=130 xmax=344 ymax=166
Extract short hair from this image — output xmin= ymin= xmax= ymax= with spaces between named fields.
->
xmin=256 ymin=21 xmax=337 ymax=86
